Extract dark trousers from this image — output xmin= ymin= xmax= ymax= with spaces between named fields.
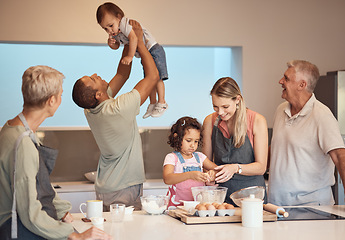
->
xmin=0 ymin=217 xmax=46 ymax=240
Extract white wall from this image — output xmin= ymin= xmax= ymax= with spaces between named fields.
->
xmin=1 ymin=0 xmax=345 ymax=126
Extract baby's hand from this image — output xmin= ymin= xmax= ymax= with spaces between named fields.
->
xmin=108 ymin=36 xmax=119 ymax=50
xmin=121 ymin=56 xmax=133 ymax=65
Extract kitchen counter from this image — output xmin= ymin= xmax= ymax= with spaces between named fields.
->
xmin=71 ymin=205 xmax=345 ymax=240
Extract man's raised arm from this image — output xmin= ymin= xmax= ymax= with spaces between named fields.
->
xmin=108 ymin=45 xmax=132 ymax=98
xmin=130 ymin=20 xmax=159 ymax=105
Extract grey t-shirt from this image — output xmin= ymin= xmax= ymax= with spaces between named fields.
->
xmin=85 ymin=88 xmax=145 ymax=193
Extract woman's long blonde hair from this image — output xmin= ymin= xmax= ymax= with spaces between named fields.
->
xmin=211 ymin=77 xmax=247 ymax=148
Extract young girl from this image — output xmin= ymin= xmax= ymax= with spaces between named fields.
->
xmin=96 ymin=2 xmax=168 ymax=118
xmin=163 ymin=117 xmax=218 ymax=208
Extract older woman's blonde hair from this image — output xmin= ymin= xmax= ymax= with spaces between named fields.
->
xmin=22 ymin=65 xmax=64 ymax=108
xmin=211 ymin=77 xmax=247 ymax=148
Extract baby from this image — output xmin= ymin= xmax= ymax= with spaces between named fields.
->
xmin=96 ymin=2 xmax=169 ymax=118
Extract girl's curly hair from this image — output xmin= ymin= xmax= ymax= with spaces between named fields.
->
xmin=168 ymin=116 xmax=203 ymax=151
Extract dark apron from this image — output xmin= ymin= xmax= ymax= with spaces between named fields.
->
xmin=0 ymin=113 xmax=58 ymax=239
xmin=212 ymin=116 xmax=267 ymax=206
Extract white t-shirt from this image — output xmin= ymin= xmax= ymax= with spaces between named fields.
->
xmin=268 ymin=94 xmax=345 ymax=206
xmin=113 ymin=17 xmax=157 ymax=54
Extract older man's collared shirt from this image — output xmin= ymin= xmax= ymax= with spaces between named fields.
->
xmin=268 ymin=94 xmax=345 ymax=206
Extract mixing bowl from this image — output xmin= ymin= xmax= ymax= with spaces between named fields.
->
xmin=140 ymin=195 xmax=169 ymax=215
xmin=191 ymin=186 xmax=227 ymax=203
xmin=84 ymin=171 xmax=97 ymax=182
xmin=230 ymin=186 xmax=265 ymax=207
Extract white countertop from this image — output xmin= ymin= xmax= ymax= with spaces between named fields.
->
xmin=53 ymin=179 xmax=168 ymax=193
xmin=71 ymin=205 xmax=345 ymax=240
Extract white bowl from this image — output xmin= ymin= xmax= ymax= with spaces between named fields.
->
xmin=140 ymin=195 xmax=169 ymax=215
xmin=181 ymin=200 xmax=199 ymax=213
xmin=84 ymin=171 xmax=97 ymax=182
xmin=125 ymin=206 xmax=134 ymax=215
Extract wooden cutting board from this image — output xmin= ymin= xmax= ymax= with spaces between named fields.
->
xmin=168 ymin=207 xmax=277 ymax=224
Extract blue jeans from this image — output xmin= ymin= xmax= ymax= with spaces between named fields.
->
xmin=146 ymin=43 xmax=168 ymax=80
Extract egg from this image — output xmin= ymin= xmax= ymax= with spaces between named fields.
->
xmin=195 ymin=204 xmax=204 ymax=210
xmin=198 ymin=205 xmax=207 ymax=210
xmin=225 ymin=204 xmax=235 ymax=209
xmin=217 ymin=204 xmax=226 ymax=210
xmin=212 ymin=202 xmax=220 ymax=208
xmin=205 ymin=203 xmax=212 ymax=209
xmin=207 ymin=204 xmax=216 ymax=210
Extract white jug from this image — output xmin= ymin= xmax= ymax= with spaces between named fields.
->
xmin=241 ymin=194 xmax=263 ymax=227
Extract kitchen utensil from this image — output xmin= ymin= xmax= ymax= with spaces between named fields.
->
xmin=140 ymin=195 xmax=169 ymax=215
xmin=191 ymin=186 xmax=227 ymax=203
xmin=241 ymin=194 xmax=263 ymax=227
xmin=230 ymin=186 xmax=265 ymax=207
xmin=264 ymin=203 xmax=289 ymax=217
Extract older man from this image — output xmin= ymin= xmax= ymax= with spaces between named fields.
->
xmin=72 ymin=21 xmax=159 ymax=210
xmin=268 ymin=60 xmax=345 ymax=206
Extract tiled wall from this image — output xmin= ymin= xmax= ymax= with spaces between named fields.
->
xmin=42 ymin=129 xmax=172 ymax=182
xmin=44 ymin=128 xmax=273 ymax=182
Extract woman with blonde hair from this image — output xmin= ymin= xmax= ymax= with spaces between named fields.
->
xmin=202 ymin=77 xmax=268 ymax=205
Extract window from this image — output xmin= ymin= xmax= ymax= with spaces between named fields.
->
xmin=0 ymin=43 xmax=241 ymax=127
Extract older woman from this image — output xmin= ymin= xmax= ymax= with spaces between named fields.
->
xmin=0 ymin=66 xmax=111 ymax=239
xmin=202 ymin=77 xmax=268 ymax=205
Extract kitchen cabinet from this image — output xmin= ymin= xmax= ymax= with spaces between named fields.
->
xmin=58 ymin=191 xmax=96 ymax=213
xmin=54 ymin=179 xmax=169 ymax=213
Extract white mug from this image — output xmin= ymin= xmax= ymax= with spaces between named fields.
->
xmin=79 ymin=200 xmax=103 ymax=219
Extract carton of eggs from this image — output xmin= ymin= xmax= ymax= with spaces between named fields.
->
xmin=195 ymin=202 xmax=235 ymax=217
